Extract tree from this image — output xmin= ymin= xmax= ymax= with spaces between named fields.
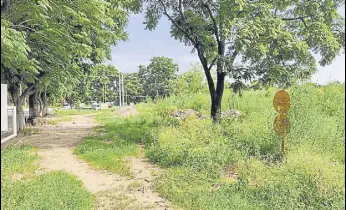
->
xmin=143 ymin=0 xmax=345 ymax=122
xmin=124 ymin=72 xmax=144 ymax=104
xmin=1 ymin=0 xmax=138 ymax=130
xmin=170 ymin=63 xmax=205 ymax=95
xmin=139 ymin=56 xmax=179 ymax=98
xmin=89 ymin=64 xmax=119 ymax=103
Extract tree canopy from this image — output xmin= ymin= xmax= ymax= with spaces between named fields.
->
xmin=143 ymin=0 xmax=345 ymax=121
xmin=139 ymin=56 xmax=179 ymax=98
xmin=1 ymin=0 xmax=140 ymax=130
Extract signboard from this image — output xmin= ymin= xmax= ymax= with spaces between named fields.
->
xmin=273 ymin=90 xmax=290 ymax=114
xmin=273 ymin=114 xmax=290 ymax=137
xmin=273 ymin=90 xmax=291 ymax=155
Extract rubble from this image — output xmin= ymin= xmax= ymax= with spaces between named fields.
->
xmin=170 ymin=109 xmax=241 ymax=120
xmin=169 ymin=109 xmax=206 ymax=120
xmin=221 ymin=109 xmax=242 ymax=120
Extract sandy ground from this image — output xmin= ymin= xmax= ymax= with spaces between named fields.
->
xmin=13 ymin=110 xmax=174 ymax=210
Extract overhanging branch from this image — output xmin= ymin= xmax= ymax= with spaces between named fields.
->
xmin=281 ymin=15 xmax=311 ymax=27
xmin=158 ymin=0 xmax=196 ymax=45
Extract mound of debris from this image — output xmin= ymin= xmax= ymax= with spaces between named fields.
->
xmin=221 ymin=109 xmax=242 ymax=120
xmin=117 ymin=105 xmax=138 ymax=117
xmin=170 ymin=109 xmax=242 ymax=120
xmin=170 ymin=109 xmax=206 ymax=120
xmin=26 ymin=117 xmax=49 ymax=126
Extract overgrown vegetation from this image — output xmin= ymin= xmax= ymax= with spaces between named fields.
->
xmin=55 ymin=108 xmax=100 ymax=117
xmin=77 ymin=83 xmax=345 ymax=209
xmin=1 ymin=146 xmax=93 ymax=210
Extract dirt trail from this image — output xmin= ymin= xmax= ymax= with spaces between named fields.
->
xmin=14 ymin=111 xmax=174 ymax=210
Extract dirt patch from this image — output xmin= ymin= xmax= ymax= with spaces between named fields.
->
xmin=11 ymin=173 xmax=25 ymax=181
xmin=221 ymin=164 xmax=239 ymax=182
xmin=15 ymin=114 xmax=98 ymax=148
xmin=117 ymin=105 xmax=138 ymax=117
xmin=13 ymin=113 xmax=174 ymax=210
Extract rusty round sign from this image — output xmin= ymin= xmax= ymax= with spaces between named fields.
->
xmin=273 ymin=90 xmax=290 ymax=114
xmin=273 ymin=114 xmax=290 ymax=136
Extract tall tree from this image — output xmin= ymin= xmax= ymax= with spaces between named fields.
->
xmin=89 ymin=64 xmax=119 ymax=103
xmin=124 ymin=72 xmax=144 ymax=104
xmin=139 ymin=56 xmax=179 ymax=98
xmin=143 ymin=0 xmax=345 ymax=122
xmin=1 ymin=0 xmax=138 ymax=130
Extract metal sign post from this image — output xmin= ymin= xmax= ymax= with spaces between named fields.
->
xmin=273 ymin=90 xmax=291 ymax=155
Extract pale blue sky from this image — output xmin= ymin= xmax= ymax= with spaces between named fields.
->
xmin=106 ymin=7 xmax=345 ymax=85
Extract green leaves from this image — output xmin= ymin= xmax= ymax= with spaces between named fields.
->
xmin=143 ymin=0 xmax=344 ymax=88
xmin=1 ymin=0 xmax=135 ymax=105
xmin=1 ymin=18 xmax=39 ymax=79
xmin=139 ymin=56 xmax=179 ymax=98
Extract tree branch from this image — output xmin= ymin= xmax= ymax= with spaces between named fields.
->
xmin=208 ymin=56 xmax=218 ymax=71
xmin=204 ymin=3 xmax=220 ymax=42
xmin=281 ymin=15 xmax=311 ymax=21
xmin=178 ymin=0 xmax=185 ymax=19
xmin=281 ymin=15 xmax=311 ymax=27
xmin=21 ymin=84 xmax=35 ymax=98
xmin=231 ymin=50 xmax=238 ymax=61
xmin=158 ymin=0 xmax=196 ymax=45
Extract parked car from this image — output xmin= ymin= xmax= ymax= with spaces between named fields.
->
xmin=92 ymin=102 xmax=100 ymax=110
xmin=63 ymin=103 xmax=71 ymax=109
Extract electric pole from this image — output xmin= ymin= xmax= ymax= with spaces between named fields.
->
xmin=119 ymin=74 xmax=122 ymax=107
xmin=122 ymin=74 xmax=125 ymax=106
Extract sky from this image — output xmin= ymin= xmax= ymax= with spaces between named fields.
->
xmin=105 ymin=7 xmax=345 ymax=85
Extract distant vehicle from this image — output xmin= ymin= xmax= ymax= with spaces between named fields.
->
xmin=92 ymin=102 xmax=100 ymax=110
xmin=63 ymin=103 xmax=71 ymax=109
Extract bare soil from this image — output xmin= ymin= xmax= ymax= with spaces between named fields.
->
xmin=14 ymin=111 xmax=174 ymax=210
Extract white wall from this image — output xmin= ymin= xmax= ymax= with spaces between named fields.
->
xmin=1 ymin=84 xmax=8 ymax=131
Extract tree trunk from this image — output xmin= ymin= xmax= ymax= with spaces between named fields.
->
xmin=9 ymin=87 xmax=26 ymax=131
xmin=41 ymin=92 xmax=48 ymax=117
xmin=8 ymin=83 xmax=36 ymax=131
xmin=41 ymin=92 xmax=48 ymax=116
xmin=13 ymin=97 xmax=25 ymax=131
xmin=29 ymin=91 xmax=40 ymax=119
xmin=196 ymin=38 xmax=226 ymax=122
xmin=37 ymin=92 xmax=43 ymax=117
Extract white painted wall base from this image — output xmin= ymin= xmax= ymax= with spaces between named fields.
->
xmin=1 ymin=84 xmax=8 ymax=132
xmin=1 ymin=107 xmax=17 ymax=144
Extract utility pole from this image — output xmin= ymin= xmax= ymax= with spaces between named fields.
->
xmin=119 ymin=74 xmax=122 ymax=107
xmin=122 ymin=74 xmax=125 ymax=106
xmin=103 ymin=84 xmax=105 ymax=103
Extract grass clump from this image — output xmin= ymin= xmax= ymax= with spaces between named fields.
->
xmin=1 ymin=146 xmax=93 ymax=210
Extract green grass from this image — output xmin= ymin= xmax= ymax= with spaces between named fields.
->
xmin=74 ymin=110 xmax=141 ymax=177
xmin=55 ymin=108 xmax=100 ymax=117
xmin=74 ymin=83 xmax=345 ymax=210
xmin=1 ymin=146 xmax=93 ymax=210
xmin=48 ymin=116 xmax=73 ymax=124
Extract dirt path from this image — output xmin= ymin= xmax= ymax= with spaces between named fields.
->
xmin=14 ymin=112 xmax=174 ymax=210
